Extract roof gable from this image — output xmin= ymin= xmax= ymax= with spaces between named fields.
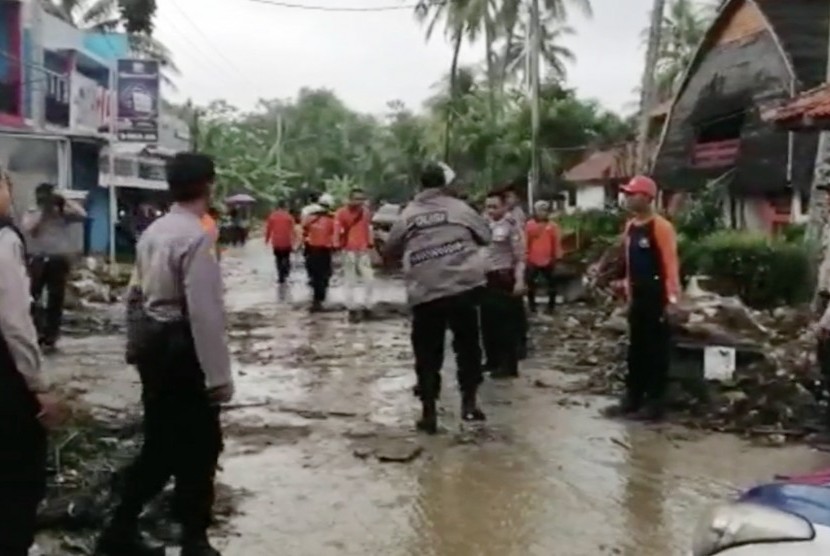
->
xmin=676 ymin=0 xmax=830 ymax=98
xmin=755 ymin=0 xmax=830 ymax=89
xmin=710 ymin=0 xmax=766 ymax=47
xmin=563 ymin=143 xmax=636 ymax=184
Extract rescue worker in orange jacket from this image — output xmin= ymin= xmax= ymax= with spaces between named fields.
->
xmin=201 ymin=209 xmax=221 ymax=261
xmin=525 ymin=200 xmax=562 ymax=313
xmin=608 ymin=175 xmax=680 ymax=421
xmin=302 ymin=194 xmax=336 ymax=312
xmin=265 ymin=200 xmax=297 ymax=284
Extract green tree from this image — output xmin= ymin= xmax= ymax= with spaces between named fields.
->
xmin=46 ymin=0 xmax=176 ymax=80
xmin=647 ymin=0 xmax=717 ymax=101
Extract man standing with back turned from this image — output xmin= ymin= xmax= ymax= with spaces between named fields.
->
xmin=606 ymin=175 xmax=679 ymax=422
xmin=265 ymin=199 xmax=296 ymax=284
xmin=385 ymin=162 xmax=491 ymax=433
xmin=97 ymin=153 xmax=233 ymax=556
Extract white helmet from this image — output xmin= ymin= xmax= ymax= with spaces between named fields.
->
xmin=318 ymin=193 xmax=335 ymax=207
xmin=437 ymin=162 xmax=456 ymax=186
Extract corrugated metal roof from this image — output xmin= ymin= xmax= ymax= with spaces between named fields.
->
xmin=763 ymin=83 xmax=830 ymax=125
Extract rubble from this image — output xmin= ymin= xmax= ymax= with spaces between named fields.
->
xmin=560 ymin=279 xmax=826 ymax=443
xmin=65 ymin=259 xmax=132 ymax=309
xmin=37 ymin=410 xmax=243 ymax=552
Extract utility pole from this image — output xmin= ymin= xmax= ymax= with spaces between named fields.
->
xmin=528 ymin=0 xmax=541 ymax=210
xmin=635 ymin=0 xmax=666 ymax=173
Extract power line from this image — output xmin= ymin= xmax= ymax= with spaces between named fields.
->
xmin=166 ymin=0 xmax=255 ymax=87
xmin=246 ymin=0 xmax=444 ymax=12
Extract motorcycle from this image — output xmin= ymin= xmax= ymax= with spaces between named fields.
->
xmin=692 ymin=469 xmax=830 ymax=555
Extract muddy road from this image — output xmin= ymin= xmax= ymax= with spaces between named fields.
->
xmin=42 ymin=242 xmax=830 ymax=556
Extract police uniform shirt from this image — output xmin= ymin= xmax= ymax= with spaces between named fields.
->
xmin=486 ymin=216 xmax=523 ymax=272
xmin=133 ymin=205 xmax=233 ymax=391
xmin=0 ymin=226 xmax=44 ymax=392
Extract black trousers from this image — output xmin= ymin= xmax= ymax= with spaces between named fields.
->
xmin=526 ymin=264 xmax=556 ymax=312
xmin=0 ymin=420 xmax=46 ymax=556
xmin=113 ymin=323 xmax=222 ymax=541
xmin=273 ymin=248 xmax=292 ymax=284
xmin=305 ymin=247 xmax=333 ymax=305
xmin=112 ymin=390 xmax=221 ymax=539
xmin=481 ymin=273 xmax=522 ymax=376
xmin=411 ymin=288 xmax=483 ymax=401
xmin=626 ymin=285 xmax=670 ymax=408
xmin=29 ymin=255 xmax=71 ymax=346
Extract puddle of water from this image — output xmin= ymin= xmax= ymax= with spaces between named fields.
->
xmin=180 ymin=244 xmax=830 ymax=554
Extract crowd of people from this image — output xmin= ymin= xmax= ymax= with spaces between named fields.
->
xmin=0 ymin=149 xmax=680 ymax=555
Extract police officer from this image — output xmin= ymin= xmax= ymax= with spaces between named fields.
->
xmin=96 ymin=153 xmax=233 ymax=556
xmin=0 ymin=169 xmax=63 ymax=556
xmin=385 ymin=162 xmax=491 ymax=433
xmin=22 ymin=182 xmax=87 ymax=352
xmin=502 ymin=183 xmax=529 ymax=357
xmin=480 ymin=189 xmax=526 ymax=378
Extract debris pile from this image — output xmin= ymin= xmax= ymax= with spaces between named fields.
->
xmin=38 ymin=411 xmax=242 ymax=553
xmin=65 ymin=258 xmax=132 ymax=309
xmin=556 ymin=281 xmax=825 ymax=440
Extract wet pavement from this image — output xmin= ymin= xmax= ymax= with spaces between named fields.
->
xmin=43 ymin=242 xmax=830 ymax=555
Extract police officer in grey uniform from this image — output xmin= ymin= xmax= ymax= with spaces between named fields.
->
xmin=480 ymin=189 xmax=526 ymax=378
xmin=0 ymin=169 xmax=63 ymax=556
xmin=96 ymin=153 xmax=233 ymax=556
xmin=22 ymin=182 xmax=87 ymax=351
xmin=385 ymin=162 xmax=491 ymax=434
xmin=503 ymin=183 xmax=529 ymax=357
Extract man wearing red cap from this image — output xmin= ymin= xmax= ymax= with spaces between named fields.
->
xmin=609 ymin=175 xmax=680 ymax=421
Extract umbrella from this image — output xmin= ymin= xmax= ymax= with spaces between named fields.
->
xmin=225 ymin=193 xmax=257 ymax=205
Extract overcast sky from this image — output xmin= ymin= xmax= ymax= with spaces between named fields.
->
xmin=154 ymin=0 xmax=661 ymax=117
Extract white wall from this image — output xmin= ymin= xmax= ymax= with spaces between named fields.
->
xmin=575 ymin=184 xmax=606 ymax=211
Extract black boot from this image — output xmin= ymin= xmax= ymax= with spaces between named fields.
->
xmin=416 ymin=399 xmax=438 ymax=434
xmin=96 ymin=525 xmax=166 ymax=556
xmin=461 ymin=392 xmax=486 ymax=422
xmin=181 ymin=536 xmax=221 ymax=556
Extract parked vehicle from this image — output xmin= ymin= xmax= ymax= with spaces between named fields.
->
xmin=692 ymin=470 xmax=830 ymax=555
xmin=371 ymin=203 xmax=403 ymax=265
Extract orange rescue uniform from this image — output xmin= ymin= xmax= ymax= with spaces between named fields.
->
xmin=303 ymin=213 xmax=336 ymax=248
xmin=623 ymin=215 xmax=680 ymax=304
xmin=334 ymin=206 xmax=373 ymax=251
xmin=525 ymin=219 xmax=562 ymax=267
xmin=265 ymin=209 xmax=296 ymax=250
xmin=201 ymin=213 xmax=220 ymax=257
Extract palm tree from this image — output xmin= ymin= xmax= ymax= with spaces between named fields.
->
xmin=498 ymin=14 xmax=575 ymax=85
xmin=498 ymin=0 xmax=591 ymax=86
xmin=647 ymin=0 xmax=718 ymax=101
xmin=45 ymin=0 xmax=177 ymax=80
xmin=415 ymin=0 xmax=473 ymax=160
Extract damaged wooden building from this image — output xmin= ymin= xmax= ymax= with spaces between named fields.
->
xmin=651 ymin=0 xmax=829 ymax=233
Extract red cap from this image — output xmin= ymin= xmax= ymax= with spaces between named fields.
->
xmin=621 ymin=175 xmax=658 ymax=198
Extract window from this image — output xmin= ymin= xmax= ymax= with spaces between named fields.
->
xmin=696 ymin=111 xmax=745 ymax=143
xmin=567 ymin=188 xmax=577 ymax=207
xmin=114 ymin=158 xmax=135 ymax=177
xmin=138 ymin=160 xmax=166 ymax=181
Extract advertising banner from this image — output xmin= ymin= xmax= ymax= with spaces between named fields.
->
xmin=116 ymin=59 xmax=160 ymax=142
xmin=70 ymin=72 xmax=107 ymax=134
